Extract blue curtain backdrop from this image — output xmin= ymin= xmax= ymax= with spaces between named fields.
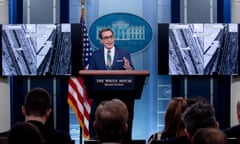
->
xmin=219 ymin=0 xmax=231 ymax=22
xmin=9 ymin=0 xmax=23 ymax=23
xmin=171 ymin=0 xmax=180 ymax=22
xmin=60 ymin=0 xmax=69 ymax=23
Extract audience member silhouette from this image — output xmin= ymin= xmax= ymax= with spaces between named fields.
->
xmin=21 ymin=87 xmax=72 ymax=144
xmin=7 ymin=122 xmax=45 ymax=144
xmin=237 ymin=100 xmax=240 ymax=124
xmin=148 ymin=97 xmax=187 ymax=143
xmin=152 ymin=99 xmax=218 ymax=144
xmin=0 ymin=132 xmax=8 ymax=144
xmin=192 ymin=128 xmax=228 ymax=144
xmin=94 ymin=99 xmax=129 ymax=144
xmin=224 ymin=100 xmax=240 ymax=138
xmin=183 ymin=102 xmax=219 ymax=142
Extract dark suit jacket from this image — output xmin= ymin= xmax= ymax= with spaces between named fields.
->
xmin=88 ymin=47 xmax=134 ymax=70
xmin=28 ymin=120 xmax=73 ymax=144
xmin=0 ymin=132 xmax=8 ymax=144
xmin=224 ymin=124 xmax=240 ymax=138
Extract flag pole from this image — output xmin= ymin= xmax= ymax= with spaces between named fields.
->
xmin=80 ymin=0 xmax=85 ymax=144
xmin=80 ymin=1 xmax=85 ymax=144
xmin=80 ymin=125 xmax=83 ymax=144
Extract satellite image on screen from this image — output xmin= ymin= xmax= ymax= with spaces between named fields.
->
xmin=169 ymin=24 xmax=239 ymax=75
xmin=2 ymin=24 xmax=71 ymax=76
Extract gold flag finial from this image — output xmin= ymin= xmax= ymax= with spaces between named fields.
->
xmin=81 ymin=0 xmax=85 ymax=20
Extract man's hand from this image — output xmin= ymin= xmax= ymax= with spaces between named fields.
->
xmin=123 ymin=57 xmax=132 ymax=70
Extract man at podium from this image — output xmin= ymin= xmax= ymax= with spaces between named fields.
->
xmin=88 ymin=28 xmax=134 ymax=70
xmin=87 ymin=28 xmax=135 ymax=141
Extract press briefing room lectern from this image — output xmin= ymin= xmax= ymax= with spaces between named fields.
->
xmin=78 ymin=70 xmax=150 ymax=141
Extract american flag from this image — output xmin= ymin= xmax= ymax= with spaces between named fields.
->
xmin=68 ymin=16 xmax=92 ymax=139
xmin=80 ymin=17 xmax=92 ymax=68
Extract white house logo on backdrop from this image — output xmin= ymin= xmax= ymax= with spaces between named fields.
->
xmin=89 ymin=13 xmax=153 ymax=54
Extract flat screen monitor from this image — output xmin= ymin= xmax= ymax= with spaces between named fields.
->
xmin=1 ymin=24 xmax=83 ymax=76
xmin=158 ymin=23 xmax=239 ymax=75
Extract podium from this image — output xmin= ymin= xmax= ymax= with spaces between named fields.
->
xmin=79 ymin=70 xmax=149 ymax=141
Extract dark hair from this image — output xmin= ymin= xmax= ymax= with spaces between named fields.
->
xmin=183 ymin=102 xmax=217 ymax=136
xmin=182 ymin=96 xmax=209 ymax=113
xmin=7 ymin=122 xmax=45 ymax=144
xmin=161 ymin=97 xmax=187 ymax=139
xmin=98 ymin=28 xmax=114 ymax=39
xmin=95 ymin=99 xmax=128 ymax=143
xmin=237 ymin=100 xmax=240 ymax=112
xmin=24 ymin=87 xmax=51 ymax=117
xmin=192 ymin=128 xmax=228 ymax=144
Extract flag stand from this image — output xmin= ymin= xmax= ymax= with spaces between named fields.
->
xmin=80 ymin=128 xmax=83 ymax=144
xmin=80 ymin=1 xmax=85 ymax=144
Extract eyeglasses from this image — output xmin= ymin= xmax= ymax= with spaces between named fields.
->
xmin=102 ymin=35 xmax=113 ymax=40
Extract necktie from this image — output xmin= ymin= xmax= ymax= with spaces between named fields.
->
xmin=107 ymin=50 xmax=112 ymax=69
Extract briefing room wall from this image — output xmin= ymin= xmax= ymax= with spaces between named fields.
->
xmin=180 ymin=0 xmax=217 ymax=23
xmin=22 ymin=0 xmax=60 ymax=23
xmin=0 ymin=0 xmax=8 ymax=24
xmin=69 ymin=0 xmax=81 ymax=23
xmin=98 ymin=0 xmax=143 ymax=16
xmin=157 ymin=0 xmax=171 ymax=23
xmin=0 ymin=78 xmax=10 ymax=133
